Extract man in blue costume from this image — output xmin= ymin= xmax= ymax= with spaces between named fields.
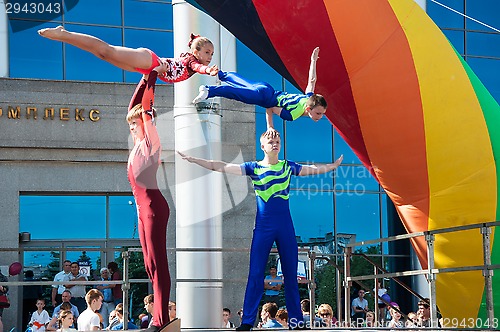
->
xmin=178 ymin=132 xmax=342 ymax=330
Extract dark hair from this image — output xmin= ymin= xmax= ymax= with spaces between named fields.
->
xmin=306 ymin=94 xmax=327 ymax=110
xmin=223 ymin=307 xmax=231 ymax=314
xmin=269 ymin=265 xmax=277 ymax=270
xmin=262 ymin=302 xmax=278 ymax=318
xmin=107 ymin=262 xmax=119 ymax=272
xmin=418 ymin=298 xmax=430 ymax=309
xmin=300 ymin=299 xmax=310 ymax=312
xmin=25 ymin=270 xmax=34 ymax=278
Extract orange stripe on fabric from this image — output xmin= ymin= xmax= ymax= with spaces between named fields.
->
xmin=323 ymin=0 xmax=430 ymax=262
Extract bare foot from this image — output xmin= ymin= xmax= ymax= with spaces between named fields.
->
xmin=38 ymin=25 xmax=66 ymax=40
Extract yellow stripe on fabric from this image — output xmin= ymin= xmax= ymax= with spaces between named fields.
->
xmin=388 ymin=0 xmax=497 ymax=320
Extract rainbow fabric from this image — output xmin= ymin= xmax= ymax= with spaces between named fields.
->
xmin=187 ymin=0 xmax=500 ymax=320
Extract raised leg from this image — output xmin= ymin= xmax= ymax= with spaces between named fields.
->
xmin=38 ymin=26 xmax=153 ymax=72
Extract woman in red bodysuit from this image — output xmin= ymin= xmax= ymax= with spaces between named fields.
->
xmin=126 ymin=61 xmax=172 ymax=331
xmin=38 ymin=26 xmax=218 ymax=83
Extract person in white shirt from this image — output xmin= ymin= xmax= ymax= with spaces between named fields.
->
xmin=65 ymin=262 xmax=88 ymax=315
xmin=29 ymin=299 xmax=51 ymax=332
xmin=222 ymin=308 xmax=235 ymax=328
xmin=77 ymin=289 xmax=103 ymax=331
xmin=52 ymin=260 xmax=72 ymax=307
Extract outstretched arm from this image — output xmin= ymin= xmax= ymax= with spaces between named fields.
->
xmin=265 ymin=107 xmax=282 ymax=138
xmin=190 ymin=61 xmax=219 ymax=76
xmin=305 ymin=47 xmax=320 ymax=94
xmin=299 ymin=155 xmax=343 ymax=176
xmin=177 ymin=151 xmax=243 ymax=175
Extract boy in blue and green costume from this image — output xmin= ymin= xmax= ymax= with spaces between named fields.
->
xmin=178 ymin=131 xmax=343 ymax=330
xmin=193 ymin=47 xmax=327 ymax=135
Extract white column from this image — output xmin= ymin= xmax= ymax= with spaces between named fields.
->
xmin=0 ymin=0 xmax=9 ymax=77
xmin=172 ymin=0 xmax=223 ymax=328
xmin=414 ymin=0 xmax=427 ymax=11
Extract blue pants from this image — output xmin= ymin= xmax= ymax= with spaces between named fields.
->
xmin=207 ymin=71 xmax=279 ymax=108
xmin=241 ymin=212 xmax=304 ymax=326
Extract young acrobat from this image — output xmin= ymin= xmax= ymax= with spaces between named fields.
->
xmin=192 ymin=47 xmax=325 ymax=136
xmin=38 ymin=26 xmax=218 ymax=83
xmin=178 ymin=131 xmax=342 ymax=330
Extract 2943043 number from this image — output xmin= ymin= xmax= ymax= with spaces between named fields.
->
xmin=5 ymin=2 xmax=61 ymax=15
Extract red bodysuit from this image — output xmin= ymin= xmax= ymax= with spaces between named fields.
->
xmin=127 ymin=71 xmax=171 ymax=327
xmin=135 ymin=49 xmax=210 ymax=83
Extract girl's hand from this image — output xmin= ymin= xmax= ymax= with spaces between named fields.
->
xmin=311 ymin=46 xmax=320 ymax=61
xmin=153 ymin=59 xmax=169 ymax=74
xmin=264 ymin=127 xmax=279 ymax=139
xmin=207 ymin=65 xmax=219 ymax=76
xmin=177 ymin=151 xmax=193 ymax=162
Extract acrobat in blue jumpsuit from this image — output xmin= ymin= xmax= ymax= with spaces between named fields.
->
xmin=207 ymin=71 xmax=313 ymax=121
xmin=240 ymin=160 xmax=305 ymax=327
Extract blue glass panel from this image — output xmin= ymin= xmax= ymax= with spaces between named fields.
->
xmin=20 ymin=196 xmax=106 ymax=239
xmin=336 ymin=165 xmax=380 ymax=193
xmin=381 ymin=194 xmax=389 ymax=254
xmin=467 ymin=58 xmax=500 ymax=104
xmin=285 ymin=117 xmax=333 ymax=163
xmin=9 ymin=21 xmax=63 ymax=79
xmin=64 ymin=0 xmax=121 ymax=25
xmin=289 ymin=191 xmax=334 ymax=244
xmin=66 ymin=248 xmax=101 ymax=272
xmin=290 ymin=172 xmax=333 ymax=191
xmin=109 ymin=196 xmax=139 ymax=239
xmin=123 ymin=29 xmax=173 ymax=83
xmin=335 ymin=193 xmax=381 ymax=246
xmin=124 ymin=0 xmax=172 ymax=30
xmin=443 ymin=30 xmax=465 ymax=54
xmin=467 ymin=32 xmax=500 ymax=58
xmin=466 ymin=0 xmax=500 ymax=32
xmin=64 ymin=24 xmax=123 ymax=82
xmin=427 ymin=0 xmax=464 ymax=29
xmin=334 ymin=130 xmax=361 ymax=164
xmin=236 ymin=40 xmax=282 ymax=88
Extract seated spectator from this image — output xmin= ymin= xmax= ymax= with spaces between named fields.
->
xmin=406 ymin=311 xmax=418 ymax=327
xmin=106 ymin=310 xmax=119 ymax=330
xmin=47 ymin=303 xmax=74 ymax=331
xmin=168 ymin=301 xmax=176 ymax=321
xmin=351 ymin=289 xmax=369 ymax=326
xmin=387 ymin=304 xmax=404 ymax=328
xmin=301 ymin=299 xmax=323 ymax=327
xmin=111 ymin=303 xmax=138 ymax=330
xmin=143 ymin=294 xmax=154 ymax=328
xmin=52 ymin=291 xmax=79 ymax=323
xmin=417 ymin=298 xmax=431 ymax=327
xmin=275 ymin=309 xmax=288 ymax=329
xmin=365 ymin=311 xmax=376 ymax=327
xmin=57 ymin=310 xmax=77 ymax=332
xmin=317 ymin=303 xmax=336 ymax=327
xmin=222 ymin=308 xmax=235 ymax=328
xmin=258 ymin=302 xmax=282 ymax=328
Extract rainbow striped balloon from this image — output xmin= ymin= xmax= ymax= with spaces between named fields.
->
xmin=188 ymin=0 xmax=500 ymax=320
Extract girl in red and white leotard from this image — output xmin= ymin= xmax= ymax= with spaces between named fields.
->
xmin=38 ymin=27 xmax=218 ymax=83
xmin=126 ymin=61 xmax=172 ymax=331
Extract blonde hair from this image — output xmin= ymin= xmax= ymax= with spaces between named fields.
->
xmin=126 ymin=104 xmax=157 ymax=123
xmin=318 ymin=303 xmax=333 ymax=316
xmin=127 ymin=104 xmax=143 ymax=122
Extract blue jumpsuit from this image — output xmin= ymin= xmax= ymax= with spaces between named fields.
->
xmin=240 ymin=160 xmax=305 ymax=327
xmin=207 ymin=71 xmax=313 ymax=121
